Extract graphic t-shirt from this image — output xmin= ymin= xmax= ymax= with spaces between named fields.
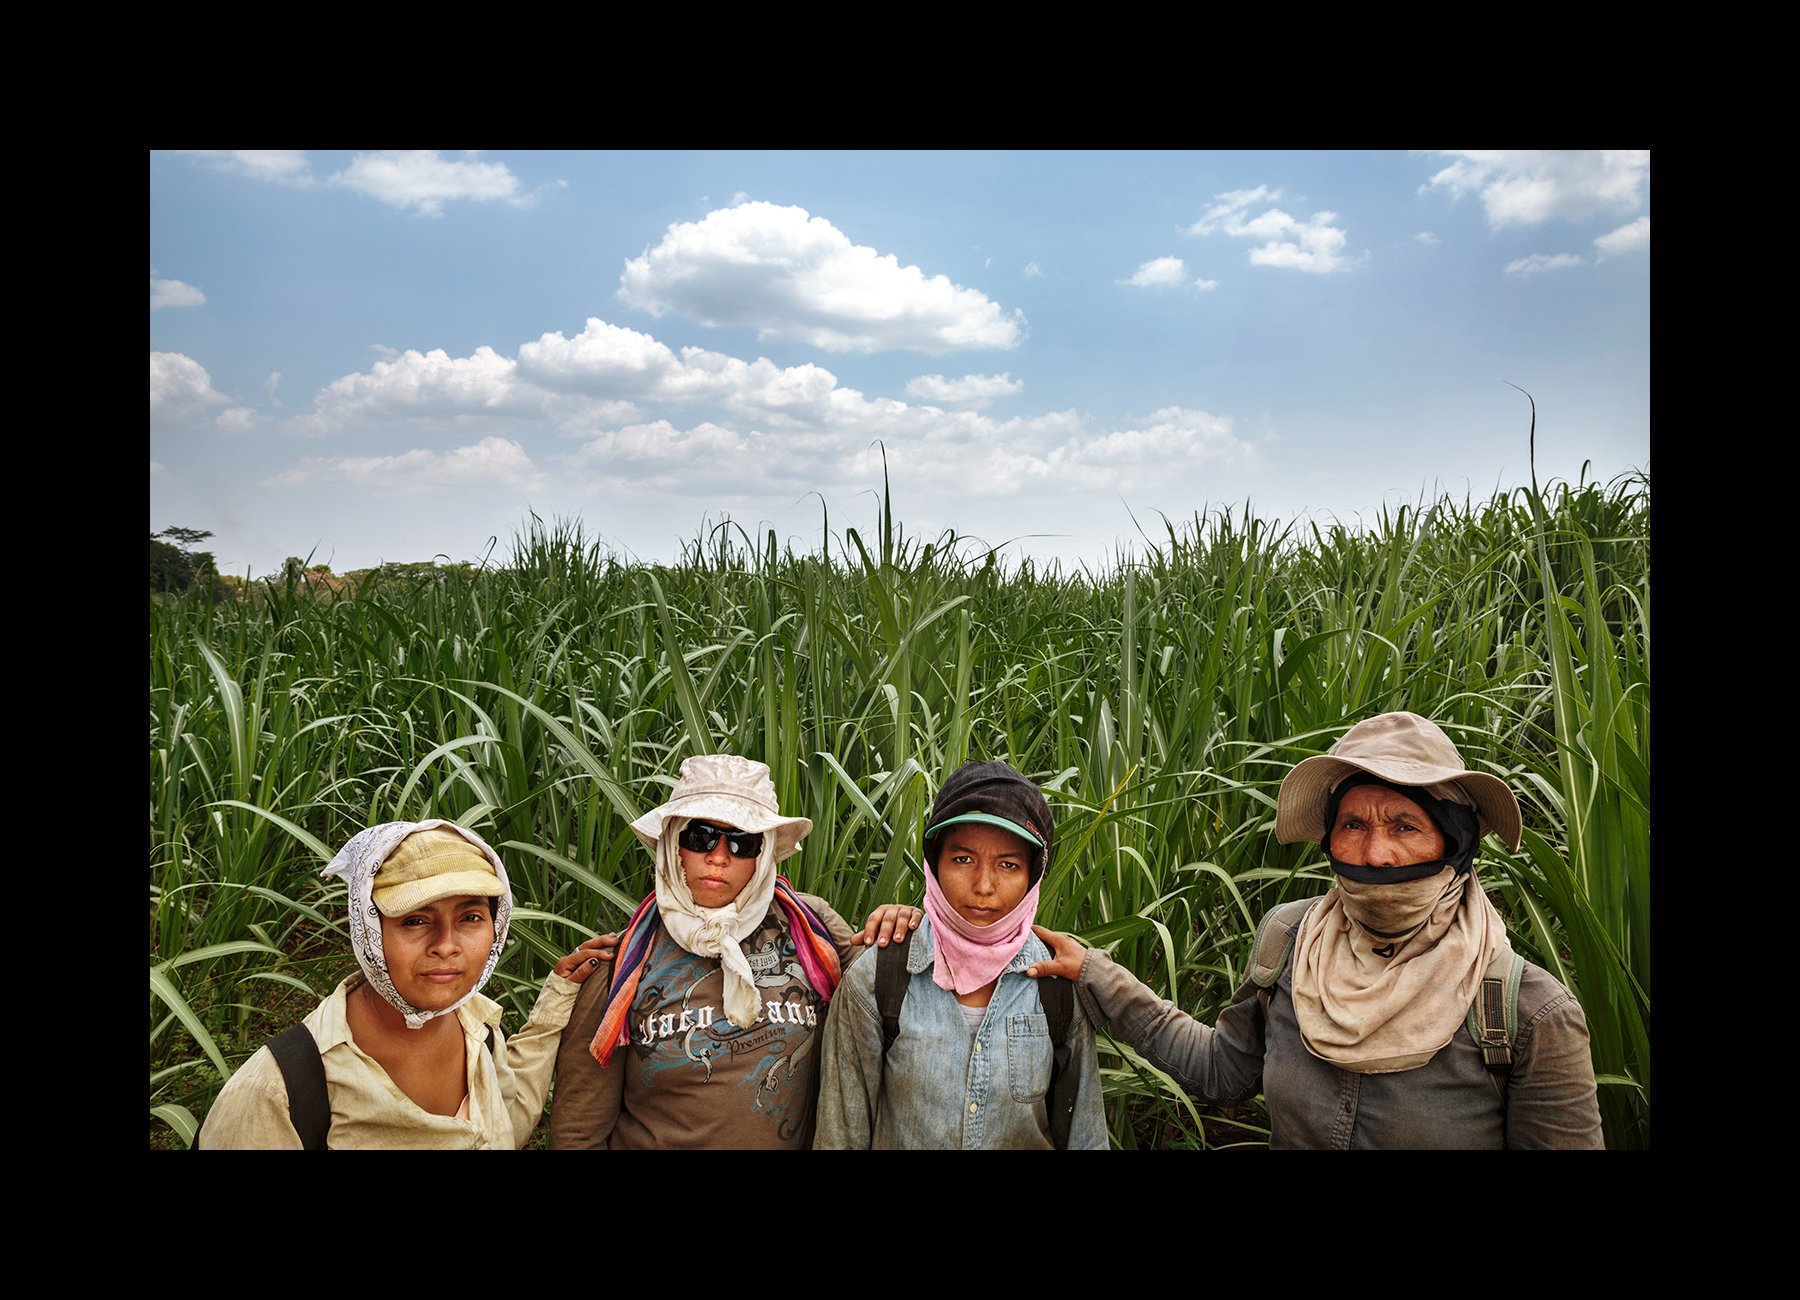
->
xmin=607 ymin=913 xmax=828 ymax=1148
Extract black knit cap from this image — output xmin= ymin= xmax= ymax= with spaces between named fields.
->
xmin=923 ymin=759 xmax=1055 ymax=883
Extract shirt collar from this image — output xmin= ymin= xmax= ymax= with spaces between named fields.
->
xmin=316 ymin=977 xmax=502 ymax=1052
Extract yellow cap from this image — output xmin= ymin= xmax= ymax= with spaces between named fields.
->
xmin=371 ymin=828 xmax=500 ymax=917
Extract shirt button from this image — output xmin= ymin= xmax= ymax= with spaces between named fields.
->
xmin=969 ymin=1102 xmax=978 ymax=1115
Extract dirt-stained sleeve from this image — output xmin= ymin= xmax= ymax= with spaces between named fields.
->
xmin=813 ymin=948 xmax=884 ymax=1148
xmin=546 ymin=959 xmax=625 ymax=1149
xmin=1078 ymin=946 xmax=1265 ymax=1106
xmin=500 ymin=972 xmax=581 ymax=1147
xmin=194 ymin=1047 xmax=304 ymax=1150
xmin=1505 ymin=970 xmax=1605 ymax=1149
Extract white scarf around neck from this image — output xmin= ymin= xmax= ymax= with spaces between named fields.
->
xmin=653 ymin=818 xmax=778 ymax=1027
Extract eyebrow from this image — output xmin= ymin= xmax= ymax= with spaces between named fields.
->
xmin=944 ymin=837 xmax=1027 ymax=859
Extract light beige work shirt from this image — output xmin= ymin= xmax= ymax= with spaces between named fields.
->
xmin=197 ymin=973 xmax=579 ymax=1149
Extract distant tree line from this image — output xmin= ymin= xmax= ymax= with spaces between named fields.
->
xmin=150 ymin=527 xmax=231 ymax=600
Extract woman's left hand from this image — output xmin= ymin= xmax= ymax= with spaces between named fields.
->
xmin=852 ymin=904 xmax=924 ymax=947
xmin=553 ymin=933 xmax=621 ymax=983
xmin=1024 ymin=925 xmax=1088 ymax=981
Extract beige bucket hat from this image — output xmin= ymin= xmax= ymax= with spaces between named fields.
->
xmin=1274 ymin=712 xmax=1522 ymax=850
xmin=629 ymin=753 xmax=813 ymax=864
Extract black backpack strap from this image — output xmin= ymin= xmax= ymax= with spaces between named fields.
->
xmin=267 ymin=1023 xmax=331 ymax=1150
xmin=876 ymin=931 xmax=913 ymax=1055
xmin=878 ymin=930 xmax=1080 ymax=1148
xmin=1036 ymin=973 xmax=1077 ymax=1150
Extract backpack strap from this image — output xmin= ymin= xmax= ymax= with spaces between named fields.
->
xmin=1466 ymin=948 xmax=1525 ymax=1095
xmin=259 ymin=1019 xmax=494 ymax=1152
xmin=876 ymin=930 xmax=913 ymax=1056
xmin=1036 ymin=972 xmax=1077 ymax=1150
xmin=876 ymin=930 xmax=1081 ymax=1149
xmin=1251 ymin=897 xmax=1324 ymax=1016
xmin=267 ymin=1023 xmax=331 ymax=1150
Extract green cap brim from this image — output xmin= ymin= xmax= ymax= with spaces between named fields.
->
xmin=924 ymin=811 xmax=1044 ymax=848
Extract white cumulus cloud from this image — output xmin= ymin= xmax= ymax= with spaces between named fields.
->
xmin=1504 ymin=252 xmax=1586 ymax=276
xmin=1047 ymin=407 xmax=1261 ymax=484
xmin=1186 ymin=187 xmax=1355 ymax=273
xmin=904 ymin=373 xmax=1024 ymax=406
xmin=1413 ymin=231 xmax=1440 ymax=245
xmin=151 ymin=276 xmax=206 ymax=309
xmin=151 ymin=351 xmax=229 ymax=412
xmin=518 ymin=318 xmax=683 ymax=396
xmin=1594 ymin=215 xmax=1650 ymax=258
xmin=216 ymin=406 xmax=257 ymax=433
xmin=283 ymin=318 xmax=1264 ymax=522
xmin=616 ymin=200 xmax=1026 ymax=354
xmin=1023 ymin=261 xmax=1044 ymax=278
xmin=329 ymin=151 xmax=523 ymax=215
xmin=271 ymin=436 xmax=544 ymax=492
xmin=293 ymin=345 xmax=532 ymax=434
xmin=178 ymin=150 xmax=312 ymax=184
xmin=1422 ymin=150 xmax=1649 ymax=228
xmin=1124 ymin=256 xmax=1190 ymax=287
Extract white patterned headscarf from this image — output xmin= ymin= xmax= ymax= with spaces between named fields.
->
xmin=653 ymin=817 xmax=778 ymax=1028
xmin=321 ymin=819 xmax=513 ymax=1030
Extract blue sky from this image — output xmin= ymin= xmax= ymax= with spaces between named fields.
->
xmin=149 ymin=150 xmax=1649 ymax=578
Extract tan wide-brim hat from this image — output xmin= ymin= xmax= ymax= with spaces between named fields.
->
xmin=629 ymin=753 xmax=813 ymax=864
xmin=1274 ymin=712 xmax=1522 ymax=850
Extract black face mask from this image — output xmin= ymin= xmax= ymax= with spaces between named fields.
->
xmin=1321 ymin=773 xmax=1481 ymax=884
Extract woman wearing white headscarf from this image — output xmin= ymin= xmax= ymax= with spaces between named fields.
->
xmin=549 ymin=753 xmax=915 ymax=1149
xmin=1027 ymin=712 xmax=1605 ymax=1149
xmin=197 ymin=819 xmax=610 ymax=1149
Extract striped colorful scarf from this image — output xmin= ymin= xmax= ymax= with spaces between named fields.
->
xmin=588 ymin=876 xmax=841 ymax=1067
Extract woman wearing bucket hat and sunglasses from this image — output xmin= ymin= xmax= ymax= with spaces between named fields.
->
xmin=548 ymin=754 xmax=917 ymax=1149
xmin=197 ymin=820 xmax=613 ymax=1148
xmin=1028 ymin=713 xmax=1603 ymax=1148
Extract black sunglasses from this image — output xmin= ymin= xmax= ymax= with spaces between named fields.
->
xmin=677 ymin=821 xmax=765 ymax=859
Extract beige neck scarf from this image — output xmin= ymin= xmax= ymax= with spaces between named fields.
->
xmin=1289 ymin=867 xmax=1509 ymax=1073
xmin=653 ymin=819 xmax=778 ymax=1028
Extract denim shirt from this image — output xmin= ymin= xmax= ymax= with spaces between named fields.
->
xmin=814 ymin=918 xmax=1109 ymax=1149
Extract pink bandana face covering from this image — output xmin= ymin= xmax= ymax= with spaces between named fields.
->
xmin=921 ymin=865 xmax=1042 ymax=997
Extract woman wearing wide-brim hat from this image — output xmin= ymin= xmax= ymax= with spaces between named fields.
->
xmin=1027 ymin=712 xmax=1604 ymax=1149
xmin=549 ymin=754 xmax=916 ymax=1149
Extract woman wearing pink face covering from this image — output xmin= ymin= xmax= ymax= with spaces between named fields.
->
xmin=813 ymin=759 xmax=1108 ymax=1149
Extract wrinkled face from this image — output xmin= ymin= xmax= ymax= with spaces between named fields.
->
xmin=679 ymin=820 xmax=759 ymax=908
xmin=379 ymin=896 xmax=496 ymax=1010
xmin=935 ymin=822 xmax=1033 ymax=927
xmin=1329 ymin=785 xmax=1446 ymax=868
